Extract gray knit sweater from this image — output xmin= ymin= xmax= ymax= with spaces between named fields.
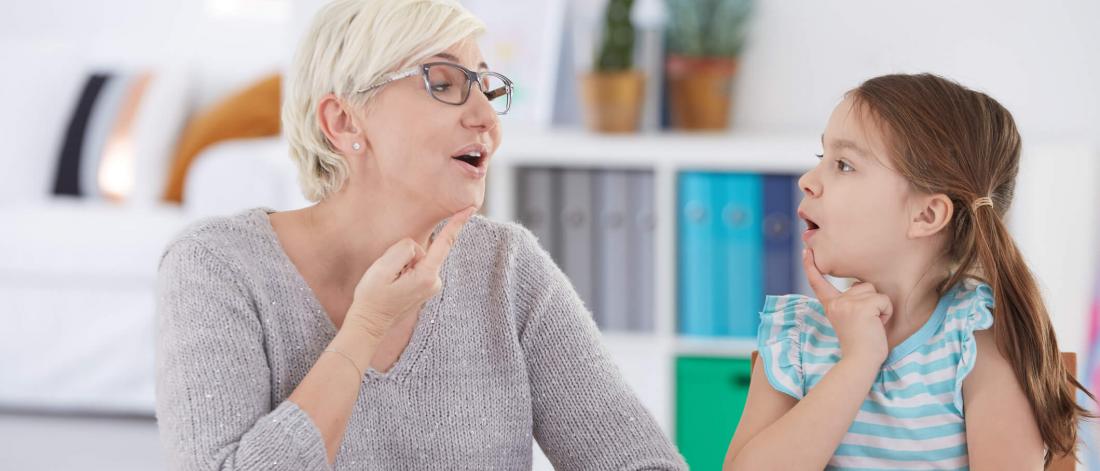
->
xmin=155 ymin=207 xmax=686 ymax=470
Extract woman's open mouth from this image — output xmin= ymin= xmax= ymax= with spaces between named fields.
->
xmin=453 ymin=152 xmax=485 ymax=168
xmin=451 ymin=146 xmax=488 ymax=178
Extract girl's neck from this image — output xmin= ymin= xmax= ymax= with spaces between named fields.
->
xmin=859 ymin=260 xmax=950 ymax=350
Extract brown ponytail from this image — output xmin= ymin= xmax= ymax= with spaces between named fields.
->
xmin=849 ymin=73 xmax=1096 ymax=467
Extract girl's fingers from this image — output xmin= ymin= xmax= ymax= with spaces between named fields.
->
xmin=802 ymin=248 xmax=841 ymax=303
xmin=872 ymin=294 xmax=894 ymax=324
xmin=847 ymin=282 xmax=876 ymax=295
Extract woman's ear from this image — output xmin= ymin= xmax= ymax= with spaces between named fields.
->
xmin=908 ymin=193 xmax=954 ymax=239
xmin=317 ymin=93 xmax=364 ymax=155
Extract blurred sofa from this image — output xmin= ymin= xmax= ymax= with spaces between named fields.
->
xmin=0 ymin=58 xmax=306 ymax=414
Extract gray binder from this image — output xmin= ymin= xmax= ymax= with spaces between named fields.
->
xmin=629 ymin=171 xmax=656 ymax=332
xmin=558 ymin=168 xmax=597 ymax=318
xmin=595 ymin=170 xmax=631 ymax=331
xmin=517 ymin=167 xmax=558 ymax=255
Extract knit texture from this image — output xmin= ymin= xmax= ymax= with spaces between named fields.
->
xmin=155 ymin=207 xmax=685 ymax=470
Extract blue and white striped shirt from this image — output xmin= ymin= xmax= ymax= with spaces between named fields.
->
xmin=757 ymin=278 xmax=995 ymax=470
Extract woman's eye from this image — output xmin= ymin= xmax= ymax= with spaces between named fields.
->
xmin=814 ymin=153 xmax=824 ymax=160
xmin=431 ymin=82 xmax=453 ymax=92
xmin=836 ymin=159 xmax=854 ymax=172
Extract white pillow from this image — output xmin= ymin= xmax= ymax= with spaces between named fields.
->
xmin=0 ymin=44 xmax=193 ymax=207
xmin=128 ymin=66 xmax=194 ymax=207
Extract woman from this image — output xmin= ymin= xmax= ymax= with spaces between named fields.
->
xmin=154 ymin=0 xmax=685 ymax=469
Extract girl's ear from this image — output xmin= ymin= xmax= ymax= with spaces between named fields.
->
xmin=908 ymin=193 xmax=954 ymax=239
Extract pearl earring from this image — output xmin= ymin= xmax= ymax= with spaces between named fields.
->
xmin=352 ymin=142 xmax=361 ymax=151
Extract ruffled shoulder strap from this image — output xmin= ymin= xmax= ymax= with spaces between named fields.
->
xmin=947 ymin=279 xmax=995 ymax=413
xmin=757 ymin=294 xmax=823 ymax=400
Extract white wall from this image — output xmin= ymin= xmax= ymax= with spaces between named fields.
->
xmin=0 ymin=0 xmax=292 ymax=109
xmin=733 ymin=0 xmax=1100 ymax=139
xmin=4 ymin=0 xmax=1097 ymax=355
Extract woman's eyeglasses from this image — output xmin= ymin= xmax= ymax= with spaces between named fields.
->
xmin=355 ymin=62 xmax=514 ymax=115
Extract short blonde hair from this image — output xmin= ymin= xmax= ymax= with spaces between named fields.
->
xmin=283 ymin=0 xmax=486 ymax=202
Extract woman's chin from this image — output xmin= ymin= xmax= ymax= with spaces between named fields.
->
xmin=439 ymin=193 xmax=483 ymax=215
xmin=465 ymin=192 xmax=485 ymax=212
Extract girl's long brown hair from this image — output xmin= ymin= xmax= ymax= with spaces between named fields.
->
xmin=849 ymin=73 xmax=1095 ymax=467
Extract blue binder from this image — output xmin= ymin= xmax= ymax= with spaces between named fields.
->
xmin=763 ymin=175 xmax=796 ymax=298
xmin=716 ymin=173 xmax=763 ymax=338
xmin=678 ymin=172 xmax=717 ymax=336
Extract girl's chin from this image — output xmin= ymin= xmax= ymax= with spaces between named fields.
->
xmin=808 ymin=247 xmax=831 ymax=273
xmin=808 ymin=251 xmax=852 ymax=279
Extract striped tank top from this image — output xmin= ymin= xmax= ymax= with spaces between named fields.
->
xmin=757 ymin=278 xmax=994 ymax=470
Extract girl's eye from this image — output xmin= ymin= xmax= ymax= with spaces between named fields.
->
xmin=814 ymin=153 xmax=824 ymax=160
xmin=836 ymin=159 xmax=854 ymax=173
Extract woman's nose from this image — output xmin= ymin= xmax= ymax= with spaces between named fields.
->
xmin=461 ymin=90 xmax=499 ymax=132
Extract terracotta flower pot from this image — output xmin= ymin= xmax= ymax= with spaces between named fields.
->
xmin=580 ymin=70 xmax=646 ymax=133
xmin=665 ymin=55 xmax=738 ymax=130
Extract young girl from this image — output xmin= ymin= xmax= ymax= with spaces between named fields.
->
xmin=724 ymin=74 xmax=1095 ymax=470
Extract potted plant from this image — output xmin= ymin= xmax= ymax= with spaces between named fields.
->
xmin=665 ymin=0 xmax=753 ymax=130
xmin=581 ymin=0 xmax=645 ymax=133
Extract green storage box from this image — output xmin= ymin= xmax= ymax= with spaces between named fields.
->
xmin=675 ymin=356 xmax=753 ymax=470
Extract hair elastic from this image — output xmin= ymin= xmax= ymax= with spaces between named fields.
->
xmin=971 ymin=196 xmax=994 ymax=211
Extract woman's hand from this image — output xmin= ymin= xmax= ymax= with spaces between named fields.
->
xmin=802 ymin=248 xmax=891 ymax=367
xmin=345 ymin=207 xmax=476 ymax=338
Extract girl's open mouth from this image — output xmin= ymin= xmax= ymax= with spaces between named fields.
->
xmin=802 ymin=218 xmax=820 ymax=242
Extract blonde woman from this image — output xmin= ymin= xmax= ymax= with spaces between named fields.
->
xmin=153 ymin=0 xmax=685 ymax=469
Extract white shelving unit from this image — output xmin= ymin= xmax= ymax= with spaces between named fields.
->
xmin=483 ymin=132 xmax=1100 ymax=470
xmin=484 ymin=129 xmax=817 ymax=453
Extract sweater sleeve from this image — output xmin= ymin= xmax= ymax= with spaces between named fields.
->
xmin=154 ymin=238 xmax=329 ymax=471
xmin=510 ymin=226 xmax=687 ymax=471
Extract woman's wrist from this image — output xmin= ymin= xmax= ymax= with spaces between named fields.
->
xmin=344 ymin=305 xmax=392 ymax=340
xmin=329 ymin=318 xmax=384 ymax=373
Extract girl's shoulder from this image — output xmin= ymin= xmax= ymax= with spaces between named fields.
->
xmin=941 ymin=278 xmax=995 ymax=333
xmin=756 ymin=294 xmax=834 ymax=400
xmin=939 ymin=278 xmax=995 ymax=413
xmin=760 ymin=294 xmax=829 ymax=329
xmin=759 ymin=293 xmax=836 ymax=344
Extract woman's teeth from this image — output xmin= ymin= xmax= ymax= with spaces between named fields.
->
xmin=454 ymin=152 xmax=483 ymax=167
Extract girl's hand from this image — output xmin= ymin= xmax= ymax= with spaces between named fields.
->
xmin=802 ymin=248 xmax=892 ymax=367
xmin=345 ymin=207 xmax=476 ymax=338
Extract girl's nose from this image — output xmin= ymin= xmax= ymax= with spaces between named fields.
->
xmin=798 ymin=170 xmax=821 ymax=198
